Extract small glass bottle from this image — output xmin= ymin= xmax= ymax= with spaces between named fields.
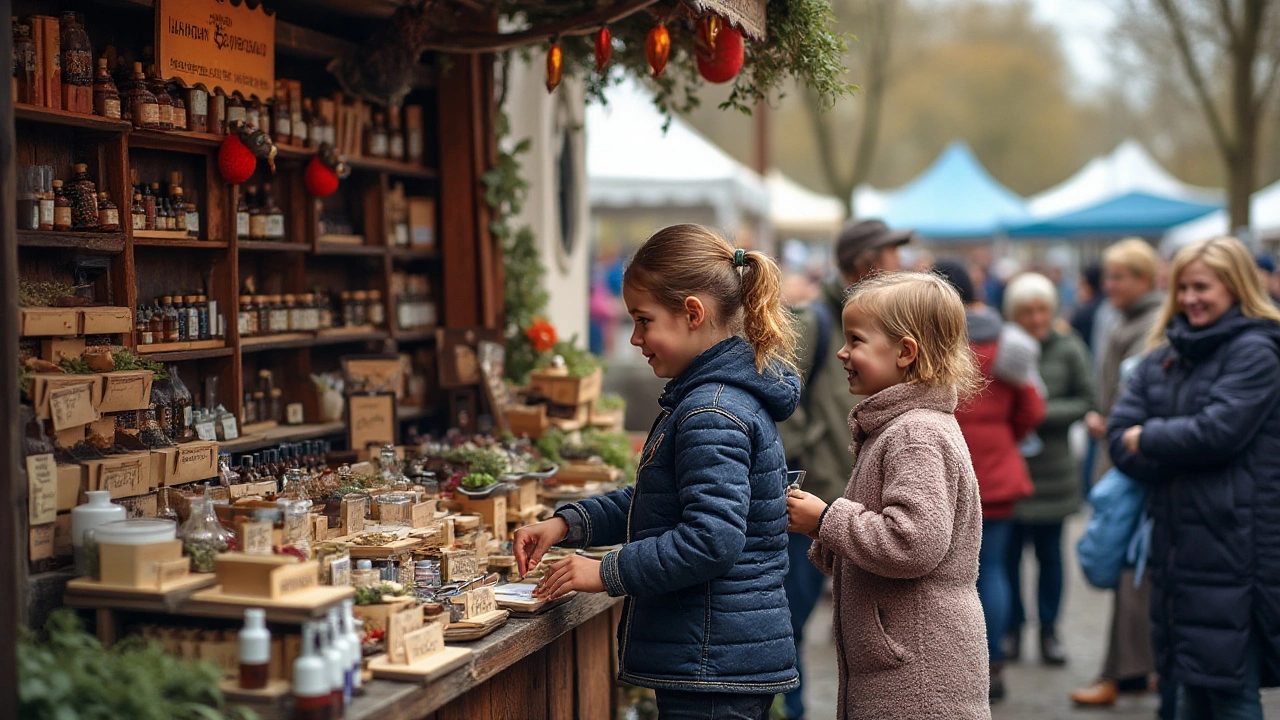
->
xmin=211 ymin=90 xmax=227 ymax=135
xmin=284 ymin=294 xmax=301 ymax=332
xmin=52 ymin=181 xmax=72 ymax=231
xmin=186 ymin=295 xmax=203 ymax=341
xmin=273 ymin=99 xmax=291 ymax=144
xmin=269 ymin=295 xmax=288 ymax=334
xmin=236 ymin=189 xmax=250 ymax=239
xmin=238 ymin=296 xmax=254 ymax=337
xmin=92 ymin=58 xmax=121 ymax=119
xmin=246 ymin=97 xmax=262 ymax=131
xmin=156 ymin=487 xmax=179 ymax=523
xmin=318 ymin=292 xmax=334 ymax=330
xmin=226 ymin=93 xmax=247 ymax=128
xmin=59 ymin=12 xmax=93 ymax=91
xmin=351 ymin=291 xmax=368 ymax=327
xmin=97 ymin=193 xmax=119 ymax=232
xmin=293 ymin=98 xmax=309 ymax=147
xmin=131 ymin=193 xmax=146 ymax=231
xmin=149 ymin=300 xmax=165 ymax=343
xmin=366 ymin=290 xmax=385 ymax=327
xmin=171 ymin=185 xmax=187 ymax=231
xmin=239 ymin=608 xmax=270 ymax=690
xmin=185 ymin=86 xmax=208 ymax=133
xmin=248 ymin=187 xmax=267 ymax=240
xmin=388 ymin=106 xmax=405 ymax=161
xmin=123 ymin=62 xmax=160 ymax=130
xmin=185 ymin=201 xmax=200 ymax=238
xmin=256 ymin=295 xmax=271 ymax=335
xmin=69 ymin=164 xmax=100 ymax=229
xmin=147 ymin=182 xmax=161 ymax=229
xmin=367 ymin=112 xmax=389 ymax=158
xmin=263 ymin=183 xmax=285 ymax=240
xmin=37 ymin=168 xmax=54 ymax=231
xmin=156 ymin=198 xmax=170 ymax=231
xmin=169 ymin=85 xmax=187 ymax=131
xmin=146 ymin=66 xmax=174 ymax=130
xmin=293 ymin=623 xmax=330 ymax=720
xmin=136 ymin=307 xmax=153 ymax=345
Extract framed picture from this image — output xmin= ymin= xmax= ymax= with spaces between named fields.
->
xmin=347 ymin=392 xmax=397 ymax=454
xmin=437 ymin=327 xmax=501 ymax=388
xmin=342 ymin=354 xmax=408 ymax=397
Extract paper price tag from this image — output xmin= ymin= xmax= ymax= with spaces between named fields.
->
xmin=403 ymin=622 xmax=445 ymax=664
xmin=463 ymin=586 xmax=497 ymax=619
xmin=26 ymin=453 xmax=57 ymax=525
xmin=49 ymin=383 xmax=96 ymax=431
xmin=240 ymin=520 xmax=274 ymax=555
xmin=387 ymin=605 xmax=424 ymax=664
xmin=220 ymin=416 xmax=239 ymax=440
xmin=328 ymin=555 xmax=351 ymax=586
xmin=341 ymin=497 xmax=367 ymax=536
xmin=195 ymin=421 xmax=218 ymax=442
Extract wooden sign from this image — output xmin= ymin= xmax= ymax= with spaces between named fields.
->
xmin=402 ymin=622 xmax=445 ymax=665
xmin=156 ymin=0 xmax=275 ymax=100
xmin=463 ymin=586 xmax=497 ymax=619
xmin=387 ymin=605 xmax=424 ymax=664
xmin=441 ymin=548 xmax=477 ymax=583
xmin=240 ymin=520 xmax=274 ymax=555
xmin=269 ymin=561 xmax=318 ymax=598
xmin=49 ymin=383 xmax=97 ymax=431
xmin=343 ymin=356 xmax=406 ymax=397
xmin=410 ymin=502 xmax=434 ymax=529
xmin=348 ymin=393 xmax=396 ymax=455
xmin=30 ymin=523 xmax=54 ymax=561
xmin=379 ymin=499 xmax=413 ymax=526
xmin=156 ymin=558 xmax=191 ymax=586
xmin=26 ymin=453 xmax=57 ymax=525
xmin=341 ymin=496 xmax=367 ymax=536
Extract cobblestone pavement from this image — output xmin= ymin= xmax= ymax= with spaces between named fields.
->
xmin=796 ymin=516 xmax=1280 ymax=719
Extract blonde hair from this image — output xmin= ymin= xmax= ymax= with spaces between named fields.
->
xmin=844 ymin=271 xmax=984 ymax=400
xmin=1103 ymin=237 xmax=1159 ymax=282
xmin=624 ymin=224 xmax=799 ymax=374
xmin=1003 ymin=272 xmax=1059 ymax=317
xmin=1147 ymin=236 xmax=1280 ymax=350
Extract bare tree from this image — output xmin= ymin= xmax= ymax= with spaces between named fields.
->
xmin=803 ymin=0 xmax=900 ymax=219
xmin=1121 ymin=0 xmax=1280 ymax=229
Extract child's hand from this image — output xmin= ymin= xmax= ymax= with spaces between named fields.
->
xmin=533 ymin=555 xmax=604 ymax=600
xmin=1122 ymin=425 xmax=1143 ymax=455
xmin=513 ymin=517 xmax=569 ymax=576
xmin=787 ymin=489 xmax=828 ymax=538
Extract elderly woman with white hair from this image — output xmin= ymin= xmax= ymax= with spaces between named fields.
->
xmin=1001 ymin=272 xmax=1097 ymax=667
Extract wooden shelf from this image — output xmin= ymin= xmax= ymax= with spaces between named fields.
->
xmin=18 ymin=230 xmax=125 ymax=253
xmin=274 ymin=143 xmax=316 ymax=161
xmin=239 ymin=333 xmax=316 ymax=352
xmin=129 ymin=128 xmax=222 ymax=153
xmin=393 ymin=328 xmax=438 ymax=343
xmin=134 ymin=237 xmax=229 ymax=249
xmin=316 ymin=241 xmax=387 ymax=257
xmin=312 ymin=330 xmax=390 ymax=347
xmin=347 ymin=156 xmax=438 ymax=179
xmin=396 ymin=405 xmax=437 ymax=422
xmin=218 ymin=421 xmax=346 ymax=454
xmin=137 ymin=346 xmax=235 ymax=362
xmin=15 ymin=104 xmax=132 ymax=132
xmin=238 ymin=240 xmax=311 ymax=252
xmin=390 ymin=247 xmax=440 ymax=260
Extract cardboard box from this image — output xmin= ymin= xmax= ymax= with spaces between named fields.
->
xmin=84 ymin=452 xmax=152 ymax=499
xmin=98 ymin=371 xmax=155 ymax=413
xmin=213 ymin=553 xmax=316 ymax=599
xmin=28 ymin=373 xmax=103 ymax=417
xmin=40 ymin=337 xmax=87 ymax=363
xmin=20 ymin=308 xmax=79 ymax=337
xmin=407 ymin=198 xmax=435 ymax=249
xmin=81 ymin=307 xmax=133 ymax=335
xmin=54 ymin=424 xmax=85 ymax=448
xmin=351 ymin=596 xmax=417 ymax=633
xmin=87 ymin=415 xmax=117 ymax=444
xmin=56 ymin=463 xmax=85 ymax=511
xmin=150 ymin=441 xmax=219 ymax=486
xmin=119 ymin=492 xmax=158 ymax=518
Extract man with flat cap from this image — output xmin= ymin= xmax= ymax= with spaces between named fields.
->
xmin=776 ymin=219 xmax=914 ymax=719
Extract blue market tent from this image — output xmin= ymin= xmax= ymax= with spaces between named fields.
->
xmin=1006 ymin=191 xmax=1221 ymax=239
xmin=880 ymin=142 xmax=1028 ymax=240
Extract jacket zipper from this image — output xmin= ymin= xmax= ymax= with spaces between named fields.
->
xmin=1161 ymin=359 xmax=1187 ymax=673
xmin=619 ymin=407 xmax=671 ymax=669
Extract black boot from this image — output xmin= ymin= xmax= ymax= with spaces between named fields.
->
xmin=1002 ymin=630 xmax=1022 ymax=662
xmin=989 ymin=661 xmax=1006 ymax=702
xmin=1040 ymin=628 xmax=1067 ymax=666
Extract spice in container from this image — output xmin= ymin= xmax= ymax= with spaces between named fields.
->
xmin=52 ymin=181 xmax=72 ymax=231
xmin=146 ymin=66 xmax=174 ymax=130
xmin=169 ymin=85 xmax=187 ymax=131
xmin=38 ymin=167 xmax=54 ymax=231
xmin=92 ymin=58 xmax=120 ymax=119
xmin=123 ymin=62 xmax=160 ymax=129
xmin=238 ymin=608 xmax=271 ymax=690
xmin=97 ymin=193 xmax=119 ymax=231
xmin=69 ymin=164 xmax=100 ymax=229
xmin=59 ymin=12 xmax=92 ymax=109
xmin=131 ymin=193 xmax=146 ymax=230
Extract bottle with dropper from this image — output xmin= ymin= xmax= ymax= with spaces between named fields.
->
xmin=238 ymin=608 xmax=270 ymax=690
xmin=292 ymin=622 xmax=330 ymax=720
xmin=329 ymin=607 xmax=353 ymax=707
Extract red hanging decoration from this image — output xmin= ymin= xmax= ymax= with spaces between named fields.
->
xmin=697 ymin=15 xmax=722 ymax=52
xmin=546 ymin=42 xmax=564 ymax=92
xmin=696 ymin=24 xmax=744 ymax=84
xmin=304 ymin=144 xmax=351 ymax=198
xmin=646 ymin=22 xmax=670 ymax=79
xmin=594 ymin=26 xmax=612 ymax=72
xmin=218 ymin=121 xmax=277 ymax=185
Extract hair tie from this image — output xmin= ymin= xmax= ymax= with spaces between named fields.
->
xmin=733 ymin=249 xmax=746 ymax=267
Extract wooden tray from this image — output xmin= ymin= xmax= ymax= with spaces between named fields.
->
xmin=338 ymin=536 xmax=424 ymax=560
xmin=64 ymin=573 xmax=216 ymax=604
xmin=186 ymin=584 xmax=354 ymax=621
xmin=366 ymin=646 xmax=473 ymax=683
xmin=494 ymin=584 xmax=576 ymax=617
xmin=444 ymin=609 xmax=509 ymax=642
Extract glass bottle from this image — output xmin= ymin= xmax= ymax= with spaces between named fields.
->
xmin=273 ymin=99 xmax=291 ymax=144
xmin=242 ymin=392 xmax=258 ymax=426
xmin=318 ymin=292 xmax=334 ymax=330
xmin=13 ymin=22 xmax=35 ymax=105
xmin=136 ymin=307 xmax=153 ymax=346
xmin=196 ymin=295 xmax=211 ymax=340
xmin=256 ymin=295 xmax=271 ymax=335
xmin=294 ymin=98 xmax=309 ymax=147
xmin=185 ymin=86 xmax=208 ymax=133
xmin=339 ymin=291 xmax=353 ymax=328
xmin=146 ymin=66 xmax=174 ymax=130
xmin=169 ymin=85 xmax=187 ymax=131
xmin=247 ymin=186 xmax=267 ymax=240
xmin=269 ymin=295 xmax=288 ymax=334
xmin=171 ymin=185 xmax=187 ymax=231
xmin=69 ymin=164 xmax=100 ymax=229
xmin=263 ymin=183 xmax=285 ymax=240
xmin=59 ymin=12 xmax=93 ymax=91
xmin=146 ymin=182 xmax=161 ymax=229
xmin=52 ymin=181 xmax=72 ymax=231
xmin=38 ymin=168 xmax=53 ymax=231
xmin=149 ymin=300 xmax=165 ymax=342
xmin=179 ymin=491 xmax=231 ymax=573
xmin=367 ymin=290 xmax=385 ymax=327
xmin=97 ymin=193 xmax=119 ymax=232
xmin=367 ymin=112 xmax=389 ymax=158
xmin=160 ymin=296 xmax=178 ymax=343
xmin=306 ymin=99 xmax=323 ymax=149
xmin=236 ymin=189 xmax=250 ymax=239
xmin=185 ymin=295 xmax=201 ymax=341
xmin=123 ymin=62 xmax=160 ymax=130
xmin=388 ymin=107 xmax=405 ymax=161
xmin=156 ymin=487 xmax=179 ymax=523
xmin=284 ymin=294 xmax=300 ymax=332
xmin=131 ymin=193 xmax=146 ymax=231
xmin=225 ymin=93 xmax=246 ymax=129
xmin=186 ymin=201 xmax=200 ymax=238
xmin=92 ymin=58 xmax=121 ymax=119
xmin=246 ymin=97 xmax=262 ymax=131
xmin=156 ymin=197 xmax=170 ymax=231
xmin=172 ymin=295 xmax=188 ymax=341
xmin=170 ymin=365 xmax=194 ymax=441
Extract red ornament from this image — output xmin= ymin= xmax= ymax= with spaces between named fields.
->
xmin=217 ymin=132 xmax=257 ymax=185
xmin=594 ymin=26 xmax=612 ymax=72
xmin=646 ymin=22 xmax=670 ymax=79
xmin=696 ymin=24 xmax=744 ymax=84
xmin=305 ymin=155 xmax=339 ymax=197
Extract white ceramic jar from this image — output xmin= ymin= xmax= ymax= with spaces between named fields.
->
xmin=71 ymin=491 xmax=126 ymax=576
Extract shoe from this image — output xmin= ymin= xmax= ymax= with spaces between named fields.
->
xmin=989 ymin=662 xmax=1006 ymax=702
xmin=1040 ymin=630 xmax=1067 ymax=666
xmin=1003 ymin=631 xmax=1022 ymax=662
xmin=1070 ymin=679 xmax=1119 ymax=706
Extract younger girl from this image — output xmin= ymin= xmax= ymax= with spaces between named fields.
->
xmin=515 ymin=224 xmax=801 ymax=719
xmin=787 ymin=271 xmax=991 ymax=719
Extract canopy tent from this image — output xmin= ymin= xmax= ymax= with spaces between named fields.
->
xmin=1028 ymin=140 xmax=1220 ymax=218
xmin=585 ymin=79 xmax=769 ymax=232
xmin=1006 ymin=191 xmax=1221 ymax=240
xmin=877 ymin=142 xmax=1028 ymax=240
xmin=1163 ymin=178 xmax=1280 ymax=251
xmin=852 ymin=184 xmax=893 ymax=220
xmin=767 ymin=169 xmax=846 ymax=239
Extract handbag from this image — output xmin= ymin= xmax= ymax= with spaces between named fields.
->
xmin=1076 ymin=467 xmax=1148 ymax=590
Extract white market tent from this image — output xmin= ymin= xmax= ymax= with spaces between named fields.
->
xmin=767 ymin=169 xmax=846 ymax=240
xmin=1029 ymin=140 xmax=1219 ymax=218
xmin=586 ymin=79 xmax=769 ymax=233
xmin=1163 ymin=178 xmax=1280 ymax=250
xmin=853 ymin=184 xmax=893 ymax=219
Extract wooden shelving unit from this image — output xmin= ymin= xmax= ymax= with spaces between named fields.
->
xmin=17 ymin=230 xmax=125 ymax=253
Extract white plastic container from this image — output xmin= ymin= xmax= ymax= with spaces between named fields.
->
xmin=94 ymin=519 xmax=177 ymax=546
xmin=71 ymin=491 xmax=126 ymax=575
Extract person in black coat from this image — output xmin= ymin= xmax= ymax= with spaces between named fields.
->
xmin=1108 ymin=236 xmax=1280 ymax=719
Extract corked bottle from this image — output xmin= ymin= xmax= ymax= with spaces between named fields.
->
xmin=97 ymin=193 xmax=119 ymax=232
xmin=68 ymin=164 xmax=99 ymax=229
xmin=238 ymin=608 xmax=270 ymax=690
xmin=146 ymin=65 xmax=174 ymax=130
xmin=92 ymin=58 xmax=120 ymax=119
xmin=122 ymin=62 xmax=160 ymax=129
xmin=293 ymin=623 xmax=330 ymax=720
xmin=52 ymin=180 xmax=72 ymax=231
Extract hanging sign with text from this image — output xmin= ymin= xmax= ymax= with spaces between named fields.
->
xmin=156 ymin=0 xmax=275 ymax=100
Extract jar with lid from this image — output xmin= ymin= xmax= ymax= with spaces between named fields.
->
xmin=92 ymin=58 xmax=121 ymax=119
xmin=68 ymin=164 xmax=99 ymax=229
xmin=270 ymin=388 xmax=283 ymax=423
xmin=145 ymin=66 xmax=174 ymax=130
xmin=238 ymin=296 xmax=257 ymax=337
xmin=268 ymin=295 xmax=288 ymax=333
xmin=317 ymin=292 xmax=334 ymax=330
xmin=72 ymin=490 xmax=126 ymax=577
xmin=351 ymin=291 xmax=368 ymax=327
xmin=278 ymin=498 xmax=311 ymax=559
xmin=59 ymin=12 xmax=93 ymax=90
xmin=300 ymin=293 xmax=318 ymax=331
xmin=255 ymin=295 xmax=271 ymax=335
xmin=97 ymin=193 xmax=119 ymax=232
xmin=225 ymin=93 xmax=247 ymax=128
xmin=52 ymin=181 xmax=72 ymax=231
xmin=339 ymin=291 xmax=354 ymax=327
xmin=366 ymin=290 xmax=385 ymax=327
xmin=284 ymin=294 xmax=301 ymax=331
xmin=185 ymin=86 xmax=208 ymax=133
xmin=179 ymin=491 xmax=231 ymax=573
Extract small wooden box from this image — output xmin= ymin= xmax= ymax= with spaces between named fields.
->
xmin=213 ymin=553 xmax=318 ymax=599
xmin=457 ymin=494 xmax=508 ymax=540
xmin=98 ymin=371 xmax=155 ymax=413
xmin=81 ymin=307 xmax=133 ymax=335
xmin=84 ymin=452 xmax=153 ymax=498
xmin=507 ymin=403 xmax=549 ymax=439
xmin=529 ymin=367 xmax=603 ymax=406
xmin=40 ymin=337 xmax=86 ymax=363
xmin=20 ymin=307 xmax=78 ymax=337
xmin=150 ymin=441 xmax=219 ymax=486
xmin=98 ymin=540 xmax=186 ymax=588
xmin=508 ymin=478 xmax=540 ymax=513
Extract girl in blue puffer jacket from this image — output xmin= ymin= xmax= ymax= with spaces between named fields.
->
xmin=514 ymin=223 xmax=801 ymax=719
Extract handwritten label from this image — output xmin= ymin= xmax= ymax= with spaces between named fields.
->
xmin=441 ymin=548 xmax=477 ymax=583
xmin=328 ymin=556 xmax=351 ymax=587
xmin=195 ymin=421 xmax=218 ymax=442
xmin=387 ymin=605 xmax=424 ymax=664
xmin=220 ymin=416 xmax=239 ymax=440
xmin=26 ymin=453 xmax=57 ymax=525
xmin=270 ymin=561 xmax=318 ymax=599
xmin=100 ymin=462 xmax=148 ymax=498
xmin=349 ymin=394 xmax=395 ymax=454
xmin=241 ymin=520 xmax=273 ymax=555
xmin=463 ymin=586 xmax=497 ymax=619
xmin=341 ymin=497 xmax=367 ymax=536
xmin=410 ymin=502 xmax=434 ymax=528
xmin=30 ymin=523 xmax=54 ymax=561
xmin=49 ymin=383 xmax=96 ymax=431
xmin=156 ymin=558 xmax=190 ymax=586
xmin=100 ymin=373 xmax=150 ymax=412
xmin=403 ymin=622 xmax=445 ymax=664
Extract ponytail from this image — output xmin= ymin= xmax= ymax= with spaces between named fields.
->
xmin=624 ymin=224 xmax=799 ymax=375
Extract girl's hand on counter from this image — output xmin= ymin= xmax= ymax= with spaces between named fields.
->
xmin=534 ymin=555 xmax=604 ymax=600
xmin=513 ymin=517 xmax=569 ymax=576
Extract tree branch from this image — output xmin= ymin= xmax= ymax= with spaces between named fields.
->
xmin=1153 ymin=0 xmax=1236 ymax=158
xmin=1217 ymin=0 xmax=1241 ymax=49
xmin=803 ymin=87 xmax=855 ymax=215
xmin=420 ymin=0 xmax=662 ymax=53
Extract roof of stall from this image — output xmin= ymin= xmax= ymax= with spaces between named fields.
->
xmin=767 ymin=170 xmax=846 ymax=238
xmin=877 ymin=142 xmax=1028 ymax=240
xmin=1164 ymin=178 xmax=1280 ymax=250
xmin=1028 ymin=140 xmax=1220 ymax=218
xmin=1007 ymin=191 xmax=1221 ymax=239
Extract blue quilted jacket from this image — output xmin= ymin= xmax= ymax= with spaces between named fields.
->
xmin=1108 ymin=307 xmax=1280 ymax=691
xmin=557 ymin=337 xmax=802 ymax=693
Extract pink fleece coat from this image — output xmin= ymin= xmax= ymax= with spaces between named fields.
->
xmin=810 ymin=382 xmax=990 ymax=720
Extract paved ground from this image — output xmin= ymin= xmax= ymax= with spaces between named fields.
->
xmin=796 ymin=516 xmax=1280 ymax=719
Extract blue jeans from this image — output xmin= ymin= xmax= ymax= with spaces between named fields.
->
xmin=978 ymin=518 xmax=1014 ymax=662
xmin=1176 ymin=636 xmax=1263 ymax=720
xmin=1006 ymin=521 xmax=1065 ymax=633
xmin=782 ymin=533 xmax=826 ymax=720
xmin=654 ymin=689 xmax=773 ymax=719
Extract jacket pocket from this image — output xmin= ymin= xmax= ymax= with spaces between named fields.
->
xmin=846 ymin=592 xmax=919 ymax=674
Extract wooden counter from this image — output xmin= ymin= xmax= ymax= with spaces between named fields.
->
xmin=349 ymin=592 xmax=623 ymax=720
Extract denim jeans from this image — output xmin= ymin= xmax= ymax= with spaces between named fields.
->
xmin=1176 ymin=636 xmax=1263 ymax=720
xmin=654 ymin=689 xmax=774 ymax=719
xmin=978 ymin=518 xmax=1014 ymax=661
xmin=782 ymin=533 xmax=825 ymax=719
xmin=1006 ymin=521 xmax=1065 ymax=633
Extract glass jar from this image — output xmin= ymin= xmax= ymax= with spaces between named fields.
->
xmin=351 ymin=291 xmax=368 ymax=327
xmin=255 ymin=295 xmax=270 ymax=335
xmin=92 ymin=58 xmax=121 ymax=119
xmin=284 ymin=294 xmax=301 ymax=332
xmin=268 ymin=295 xmax=288 ymax=333
xmin=351 ymin=559 xmax=380 ymax=589
xmin=59 ymin=12 xmax=92 ymax=89
xmin=366 ymin=290 xmax=385 ymax=327
xmin=278 ymin=498 xmax=311 ymax=560
xmin=339 ymin=291 xmax=354 ymax=328
xmin=122 ymin=62 xmax=159 ymax=130
xmin=238 ymin=295 xmax=257 ymax=337
xmin=185 ymin=86 xmax=208 ymax=133
xmin=180 ymin=493 xmax=231 ymax=573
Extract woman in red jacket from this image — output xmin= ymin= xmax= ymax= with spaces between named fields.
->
xmin=936 ymin=259 xmax=1046 ymax=702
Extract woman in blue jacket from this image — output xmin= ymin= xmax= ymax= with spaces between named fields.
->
xmin=515 ymin=224 xmax=801 ymax=719
xmin=1108 ymin=236 xmax=1280 ymax=719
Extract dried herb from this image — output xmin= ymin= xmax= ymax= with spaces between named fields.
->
xmin=17 ymin=279 xmax=82 ymax=308
xmin=112 ymin=351 xmax=168 ymax=379
xmin=57 ymin=356 xmax=93 ymax=374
